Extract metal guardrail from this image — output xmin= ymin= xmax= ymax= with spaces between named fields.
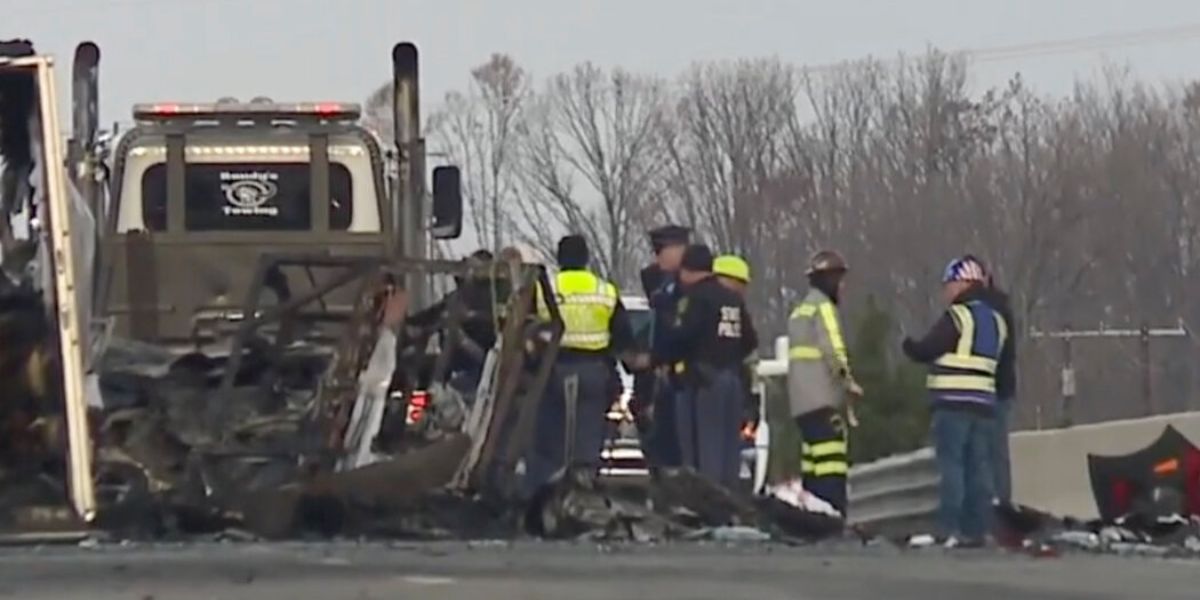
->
xmin=847 ymin=447 xmax=938 ymax=534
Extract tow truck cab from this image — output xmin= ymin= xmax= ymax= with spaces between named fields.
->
xmin=68 ymin=42 xmax=463 ymax=347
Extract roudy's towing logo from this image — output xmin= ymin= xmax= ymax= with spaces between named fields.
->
xmin=220 ymin=170 xmax=280 ymax=216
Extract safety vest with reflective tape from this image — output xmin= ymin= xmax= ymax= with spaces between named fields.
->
xmin=927 ymin=300 xmax=1007 ymax=406
xmin=536 ymin=269 xmax=618 ymax=351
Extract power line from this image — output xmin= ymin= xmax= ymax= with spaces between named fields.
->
xmin=801 ymin=23 xmax=1200 ymax=74
xmin=969 ymin=24 xmax=1200 ymax=63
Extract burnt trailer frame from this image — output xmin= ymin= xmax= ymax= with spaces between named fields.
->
xmin=206 ymin=251 xmax=564 ymax=498
xmin=0 ymin=45 xmax=97 ymax=533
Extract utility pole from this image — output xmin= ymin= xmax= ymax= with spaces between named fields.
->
xmin=1029 ymin=321 xmax=1188 ymax=427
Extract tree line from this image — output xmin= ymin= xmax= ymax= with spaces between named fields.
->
xmin=366 ymin=50 xmax=1200 ymax=437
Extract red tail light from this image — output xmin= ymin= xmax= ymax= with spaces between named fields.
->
xmin=406 ymin=391 xmax=429 ymax=425
xmin=741 ymin=422 xmax=757 ymax=441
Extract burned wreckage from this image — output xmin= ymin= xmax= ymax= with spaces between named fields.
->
xmin=0 ymin=40 xmax=838 ymax=543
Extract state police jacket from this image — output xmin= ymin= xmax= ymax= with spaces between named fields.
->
xmin=654 ymin=276 xmax=757 ymax=377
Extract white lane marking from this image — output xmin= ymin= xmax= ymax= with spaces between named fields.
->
xmin=402 ymin=575 xmax=457 ymax=585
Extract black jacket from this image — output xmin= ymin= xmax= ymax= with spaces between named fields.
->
xmin=902 ymin=285 xmax=1015 ymax=399
xmin=640 ymin=264 xmax=669 ymax=299
xmin=641 ymin=264 xmax=684 ymax=359
xmin=656 ymin=276 xmax=758 ymax=375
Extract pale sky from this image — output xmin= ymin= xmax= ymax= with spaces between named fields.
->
xmin=8 ymin=0 xmax=1200 ymax=129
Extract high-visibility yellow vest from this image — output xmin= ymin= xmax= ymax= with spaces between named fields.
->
xmin=927 ymin=300 xmax=1007 ymax=404
xmin=536 ymin=269 xmax=618 ymax=351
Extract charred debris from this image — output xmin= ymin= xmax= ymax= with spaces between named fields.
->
xmin=0 ymin=247 xmax=841 ymax=543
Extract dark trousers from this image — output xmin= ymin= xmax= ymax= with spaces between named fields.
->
xmin=932 ymin=408 xmax=995 ymax=540
xmin=523 ymin=358 xmax=613 ymax=496
xmin=795 ymin=407 xmax=849 ymax=515
xmin=634 ymin=372 xmax=681 ymax=468
xmin=675 ymin=369 xmax=743 ymax=489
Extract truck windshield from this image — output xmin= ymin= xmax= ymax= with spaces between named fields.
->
xmin=140 ymin=162 xmax=353 ymax=231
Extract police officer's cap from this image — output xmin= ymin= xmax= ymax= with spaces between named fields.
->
xmin=648 ymin=225 xmax=691 ymax=253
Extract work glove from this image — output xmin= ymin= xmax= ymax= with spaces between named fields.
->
xmin=847 ymin=379 xmax=864 ymax=398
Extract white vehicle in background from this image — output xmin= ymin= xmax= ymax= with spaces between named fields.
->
xmin=600 ymin=296 xmax=651 ymax=478
xmin=599 ymin=297 xmax=773 ymax=495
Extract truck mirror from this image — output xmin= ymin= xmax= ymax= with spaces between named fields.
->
xmin=431 ymin=166 xmax=463 ymax=240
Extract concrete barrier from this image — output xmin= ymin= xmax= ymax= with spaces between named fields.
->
xmin=1010 ymin=411 xmax=1200 ymax=519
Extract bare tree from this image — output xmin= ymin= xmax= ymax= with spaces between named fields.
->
xmin=514 ymin=63 xmax=671 ymax=285
xmin=427 ymin=54 xmax=531 ymax=252
xmin=663 ymin=58 xmax=803 ymax=328
xmin=362 ymin=83 xmax=394 ymax=146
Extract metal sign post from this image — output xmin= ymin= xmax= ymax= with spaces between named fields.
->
xmin=1030 ymin=321 xmax=1188 ymax=426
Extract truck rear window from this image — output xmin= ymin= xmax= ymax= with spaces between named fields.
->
xmin=141 ymin=162 xmax=353 ymax=231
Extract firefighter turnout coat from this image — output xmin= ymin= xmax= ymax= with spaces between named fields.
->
xmin=787 ymin=288 xmax=857 ymax=418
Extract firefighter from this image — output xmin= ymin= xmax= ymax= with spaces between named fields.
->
xmin=524 ymin=235 xmax=636 ymax=495
xmin=787 ymin=250 xmax=862 ymax=516
xmin=902 ymin=256 xmax=1007 ymax=548
xmin=658 ymin=244 xmax=757 ymax=488
xmin=634 ymin=225 xmax=692 ymax=470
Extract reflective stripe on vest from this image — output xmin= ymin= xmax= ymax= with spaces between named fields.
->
xmin=927 ymin=301 xmax=1006 ymax=398
xmin=536 ymin=270 xmax=618 ymax=351
xmin=788 ymin=300 xmax=849 ymax=369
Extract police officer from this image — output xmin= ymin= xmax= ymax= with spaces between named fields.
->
xmin=658 ymin=244 xmax=757 ymax=488
xmin=525 ymin=235 xmax=635 ymax=494
xmin=714 ymin=254 xmax=759 ymax=440
xmin=787 ymin=250 xmax=862 ymax=516
xmin=634 ymin=225 xmax=691 ymax=469
xmin=902 ymin=256 xmax=1007 ymax=548
xmin=713 ymin=254 xmax=751 ymax=296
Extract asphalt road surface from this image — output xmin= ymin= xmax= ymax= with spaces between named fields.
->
xmin=1 ymin=540 xmax=1197 ymax=600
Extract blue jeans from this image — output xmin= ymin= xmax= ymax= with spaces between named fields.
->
xmin=932 ymin=409 xmax=996 ymax=540
xmin=992 ymin=400 xmax=1012 ymax=504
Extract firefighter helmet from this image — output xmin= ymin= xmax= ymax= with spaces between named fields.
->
xmin=806 ymin=250 xmax=848 ymax=276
